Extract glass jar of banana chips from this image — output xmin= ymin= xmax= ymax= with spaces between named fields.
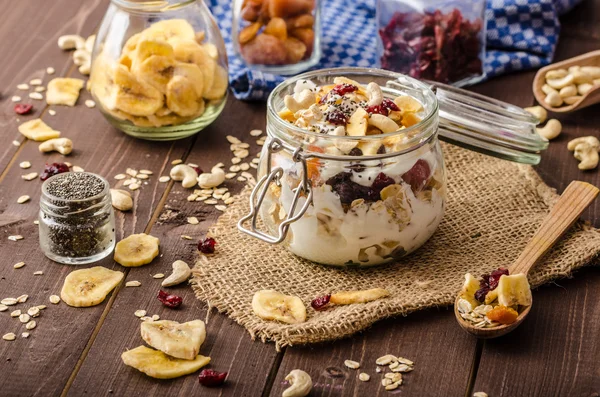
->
xmin=90 ymin=0 xmax=228 ymax=140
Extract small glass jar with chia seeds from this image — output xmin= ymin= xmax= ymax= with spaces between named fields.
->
xmin=39 ymin=172 xmax=115 ymax=265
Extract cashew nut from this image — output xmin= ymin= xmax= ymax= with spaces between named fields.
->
xmin=578 ymin=83 xmax=593 ymax=95
xmin=79 ymin=62 xmax=91 ymax=76
xmin=536 ymin=119 xmax=562 ymax=140
xmin=544 ymin=91 xmax=563 ymax=107
xmin=296 ymin=104 xmax=323 ymax=123
xmin=568 ymin=136 xmax=600 ymax=170
xmin=282 ymin=369 xmax=312 ymax=397
xmin=571 ymin=70 xmax=593 ymax=85
xmin=161 ymin=260 xmax=191 ymax=287
xmin=568 ymin=65 xmax=581 ymax=73
xmin=58 ymin=34 xmax=85 ymax=50
xmin=559 ymin=85 xmax=577 ymax=98
xmin=546 ymin=74 xmax=574 ymax=90
xmin=564 ymin=95 xmax=582 ymax=105
xmin=545 ymin=69 xmax=568 ymax=80
xmin=284 ymin=89 xmax=315 ymax=113
xmin=84 ymin=34 xmax=96 ymax=53
xmin=368 ymin=114 xmax=400 ymax=133
xmin=366 ymin=82 xmax=383 ymax=106
xmin=524 ymin=106 xmax=547 ymax=123
xmin=542 ymin=84 xmax=558 ymax=95
xmin=581 ymin=66 xmax=600 ymax=79
xmin=197 ymin=166 xmax=225 ymax=188
xmin=170 ymin=164 xmax=199 ymax=188
xmin=329 ymin=126 xmax=357 ymax=153
xmin=73 ymin=49 xmax=90 ymax=66
xmin=38 ymin=138 xmax=73 ymax=155
xmin=110 ymin=189 xmax=133 ymax=211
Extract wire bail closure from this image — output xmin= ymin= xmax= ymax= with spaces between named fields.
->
xmin=237 ymin=137 xmax=313 ymax=244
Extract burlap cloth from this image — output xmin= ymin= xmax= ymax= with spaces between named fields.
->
xmin=191 ymin=143 xmax=600 ymax=349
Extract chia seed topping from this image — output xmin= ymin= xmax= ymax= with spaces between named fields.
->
xmin=46 ymin=172 xmax=105 ymax=200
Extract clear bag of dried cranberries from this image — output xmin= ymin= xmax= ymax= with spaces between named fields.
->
xmin=377 ymin=0 xmax=486 ymax=86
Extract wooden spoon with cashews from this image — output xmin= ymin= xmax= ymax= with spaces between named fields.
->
xmin=455 ymin=181 xmax=599 ymax=338
xmin=533 ymin=50 xmax=600 ymax=113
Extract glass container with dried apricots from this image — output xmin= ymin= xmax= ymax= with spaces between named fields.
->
xmin=238 ymin=68 xmax=549 ymax=267
xmin=232 ymin=0 xmax=321 ymax=74
xmin=89 ymin=0 xmax=228 ymax=140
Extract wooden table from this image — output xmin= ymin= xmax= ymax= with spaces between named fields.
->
xmin=1 ymin=1 xmax=598 ymax=396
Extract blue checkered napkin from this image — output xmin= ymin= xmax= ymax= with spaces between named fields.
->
xmin=207 ymin=0 xmax=582 ymax=101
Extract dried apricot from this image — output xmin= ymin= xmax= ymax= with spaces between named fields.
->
xmin=286 ymin=14 xmax=314 ymax=30
xmin=263 ymin=17 xmax=287 ymax=41
xmin=239 ymin=22 xmax=262 ymax=44
xmin=307 ymin=144 xmax=324 ymax=182
xmin=486 ymin=305 xmax=518 ymax=325
xmin=289 ymin=28 xmax=314 ymax=58
xmin=241 ymin=34 xmax=287 ymax=65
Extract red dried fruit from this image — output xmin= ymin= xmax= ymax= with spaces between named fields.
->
xmin=348 ymin=148 xmax=363 ymax=156
xmin=198 ymin=237 xmax=216 ymax=254
xmin=320 ymin=83 xmax=358 ymax=104
xmin=379 ymin=9 xmax=483 ymax=84
xmin=14 ymin=103 xmax=33 ymax=115
xmin=192 ymin=166 xmax=203 ymax=175
xmin=326 ymin=110 xmax=348 ymax=125
xmin=475 ymin=268 xmax=509 ymax=302
xmin=365 ymin=104 xmax=388 ymax=116
xmin=488 ymin=268 xmax=509 ymax=290
xmin=157 ymin=290 xmax=183 ymax=308
xmin=402 ymin=159 xmax=431 ymax=192
xmin=371 ymin=172 xmax=395 ymax=192
xmin=311 ymin=294 xmax=331 ymax=311
xmin=198 ymin=369 xmax=228 ymax=387
xmin=382 ymin=98 xmax=399 ymax=111
xmin=40 ymin=163 xmax=70 ymax=181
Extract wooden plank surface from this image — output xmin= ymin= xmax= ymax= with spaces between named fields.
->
xmin=65 ymin=100 xmax=281 ymax=397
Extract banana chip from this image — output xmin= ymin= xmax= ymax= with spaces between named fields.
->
xmin=114 ymin=233 xmax=160 ymax=267
xmin=60 ymin=266 xmax=124 ymax=307
xmin=203 ymin=65 xmax=228 ymax=100
xmin=166 ymin=75 xmax=201 ymax=117
xmin=121 ymin=345 xmax=210 ymax=379
xmin=330 ymin=288 xmax=390 ymax=305
xmin=112 ymin=65 xmax=163 ymax=116
xmin=141 ymin=320 xmax=206 ymax=360
xmin=135 ymin=55 xmax=176 ymax=93
xmin=46 ymin=78 xmax=84 ymax=106
xmin=140 ymin=19 xmax=196 ymax=42
xmin=18 ymin=119 xmax=61 ymax=141
xmin=252 ymin=290 xmax=307 ymax=324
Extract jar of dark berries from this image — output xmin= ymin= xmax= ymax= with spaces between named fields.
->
xmin=232 ymin=0 xmax=322 ymax=74
xmin=238 ymin=68 xmax=548 ymax=267
xmin=377 ymin=0 xmax=486 ymax=86
xmin=39 ymin=172 xmax=115 ymax=265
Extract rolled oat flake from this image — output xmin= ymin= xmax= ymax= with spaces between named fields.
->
xmin=39 ymin=172 xmax=116 ymax=265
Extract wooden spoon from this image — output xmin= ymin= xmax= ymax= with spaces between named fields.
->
xmin=532 ymin=50 xmax=600 ymax=113
xmin=455 ymin=181 xmax=599 ymax=338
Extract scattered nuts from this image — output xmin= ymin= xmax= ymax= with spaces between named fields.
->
xmin=19 ymin=161 xmax=31 ymax=169
xmin=559 ymin=85 xmax=577 ymax=98
xmin=536 ymin=119 xmax=562 ymax=140
xmin=170 ymin=164 xmax=199 ymax=188
xmin=125 ymin=281 xmax=142 ymax=287
xmin=110 ymin=189 xmax=133 ymax=211
xmin=282 ymin=369 xmax=312 ymax=397
xmin=344 ymin=359 xmax=360 ymax=369
xmin=17 ymin=195 xmax=30 ymax=204
xmin=3 ymin=333 xmax=16 ymax=341
xmin=58 ymin=34 xmax=85 ymax=50
xmin=197 ymin=166 xmax=225 ymax=188
xmin=568 ymin=136 xmax=600 ymax=170
xmin=38 ymin=137 xmax=73 ymax=155
xmin=544 ymin=91 xmax=563 ymax=107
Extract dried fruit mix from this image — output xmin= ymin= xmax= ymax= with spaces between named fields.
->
xmin=379 ymin=9 xmax=483 ymax=84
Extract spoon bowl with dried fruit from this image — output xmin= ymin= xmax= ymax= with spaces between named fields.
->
xmin=454 ymin=180 xmax=598 ymax=338
xmin=533 ymin=50 xmax=600 ymax=113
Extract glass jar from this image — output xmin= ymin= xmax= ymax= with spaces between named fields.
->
xmin=39 ymin=173 xmax=115 ymax=265
xmin=238 ymin=68 xmax=548 ymax=267
xmin=377 ymin=0 xmax=486 ymax=86
xmin=232 ymin=0 xmax=321 ymax=75
xmin=90 ymin=0 xmax=228 ymax=140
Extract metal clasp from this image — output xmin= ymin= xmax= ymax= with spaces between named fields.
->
xmin=237 ymin=138 xmax=313 ymax=244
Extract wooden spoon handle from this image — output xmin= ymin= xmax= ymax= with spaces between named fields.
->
xmin=510 ymin=181 xmax=599 ymax=275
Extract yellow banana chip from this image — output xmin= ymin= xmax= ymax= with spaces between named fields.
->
xmin=203 ymin=65 xmax=228 ymax=100
xmin=121 ymin=345 xmax=210 ymax=379
xmin=140 ymin=19 xmax=196 ymax=42
xmin=112 ymin=65 xmax=163 ymax=116
xmin=18 ymin=119 xmax=60 ymax=141
xmin=114 ymin=233 xmax=160 ymax=267
xmin=46 ymin=78 xmax=85 ymax=106
xmin=166 ymin=75 xmax=200 ymax=117
xmin=60 ymin=266 xmax=124 ymax=307
xmin=135 ymin=55 xmax=176 ymax=94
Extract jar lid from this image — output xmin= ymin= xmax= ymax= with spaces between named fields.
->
xmin=430 ymin=82 xmax=548 ymax=165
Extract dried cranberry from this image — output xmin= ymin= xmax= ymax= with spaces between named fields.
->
xmin=365 ymin=104 xmax=388 ymax=116
xmin=311 ymin=294 xmax=331 ymax=311
xmin=192 ymin=166 xmax=203 ymax=175
xmin=402 ymin=159 xmax=431 ymax=192
xmin=326 ymin=110 xmax=348 ymax=126
xmin=157 ymin=290 xmax=182 ymax=308
xmin=488 ymin=268 xmax=509 ymax=290
xmin=320 ymin=83 xmax=358 ymax=103
xmin=371 ymin=173 xmax=395 ymax=191
xmin=198 ymin=369 xmax=227 ymax=387
xmin=40 ymin=163 xmax=70 ymax=181
xmin=14 ymin=104 xmax=33 ymax=115
xmin=348 ymin=148 xmax=363 ymax=156
xmin=382 ymin=98 xmax=399 ymax=112
xmin=474 ymin=268 xmax=509 ymax=302
xmin=198 ymin=237 xmax=216 ymax=254
xmin=474 ymin=287 xmax=489 ymax=303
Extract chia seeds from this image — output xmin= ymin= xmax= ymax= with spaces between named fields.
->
xmin=39 ymin=172 xmax=115 ymax=264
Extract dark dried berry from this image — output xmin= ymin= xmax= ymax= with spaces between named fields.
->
xmin=371 ymin=172 xmax=395 ymax=191
xmin=311 ymin=294 xmax=331 ymax=311
xmin=474 ymin=287 xmax=489 ymax=303
xmin=382 ymin=98 xmax=399 ymax=112
xmin=192 ymin=166 xmax=203 ymax=175
xmin=365 ymin=104 xmax=388 ymax=116
xmin=157 ymin=290 xmax=182 ymax=308
xmin=198 ymin=369 xmax=227 ymax=387
xmin=402 ymin=159 xmax=430 ymax=192
xmin=14 ymin=103 xmax=33 ymax=115
xmin=377 ymin=145 xmax=386 ymax=154
xmin=40 ymin=163 xmax=70 ymax=181
xmin=348 ymin=148 xmax=363 ymax=156
xmin=474 ymin=268 xmax=509 ymax=302
xmin=326 ymin=110 xmax=348 ymax=125
xmin=198 ymin=237 xmax=216 ymax=254
xmin=488 ymin=268 xmax=509 ymax=290
xmin=320 ymin=83 xmax=358 ymax=103
xmin=326 ymin=172 xmax=373 ymax=204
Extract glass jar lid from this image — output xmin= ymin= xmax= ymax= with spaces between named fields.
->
xmin=429 ymin=82 xmax=547 ymax=165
